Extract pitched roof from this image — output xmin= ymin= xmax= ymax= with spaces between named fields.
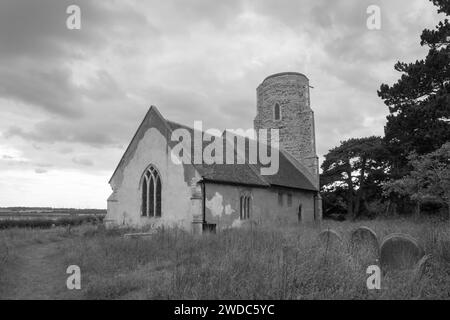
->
xmin=167 ymin=119 xmax=318 ymax=191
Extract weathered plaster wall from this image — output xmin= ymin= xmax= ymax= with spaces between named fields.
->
xmin=204 ymin=182 xmax=315 ymax=230
xmin=106 ymin=127 xmax=195 ymax=229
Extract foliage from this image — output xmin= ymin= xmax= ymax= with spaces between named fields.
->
xmin=378 ymin=0 xmax=450 ymax=178
xmin=322 ymin=0 xmax=449 ymax=218
xmin=320 ymin=136 xmax=389 ymax=219
xmin=383 ymin=142 xmax=450 ymax=218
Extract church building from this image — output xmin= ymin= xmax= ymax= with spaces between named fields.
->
xmin=106 ymin=72 xmax=322 ymax=232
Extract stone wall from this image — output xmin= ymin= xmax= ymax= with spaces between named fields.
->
xmin=254 ymin=72 xmax=319 ymax=184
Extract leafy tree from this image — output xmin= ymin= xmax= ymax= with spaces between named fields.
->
xmin=322 ymin=0 xmax=449 ymax=219
xmin=383 ymin=142 xmax=450 ymax=219
xmin=320 ymin=136 xmax=389 ymax=219
xmin=378 ymin=0 xmax=450 ymax=179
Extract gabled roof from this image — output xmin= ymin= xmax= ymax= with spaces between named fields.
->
xmin=110 ymin=106 xmax=318 ymax=191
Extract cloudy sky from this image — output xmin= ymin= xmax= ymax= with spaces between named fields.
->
xmin=0 ymin=0 xmax=444 ymax=208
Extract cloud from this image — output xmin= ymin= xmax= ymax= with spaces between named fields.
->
xmin=72 ymin=157 xmax=94 ymax=166
xmin=35 ymin=168 xmax=48 ymax=174
xmin=4 ymin=122 xmax=117 ymax=147
xmin=0 ymin=0 xmax=155 ymax=61
xmin=0 ymin=64 xmax=84 ymax=117
xmin=59 ymin=147 xmax=73 ymax=154
xmin=0 ymin=0 xmax=157 ymax=118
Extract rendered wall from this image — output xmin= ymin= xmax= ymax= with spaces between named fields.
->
xmin=106 ymin=126 xmax=196 ymax=230
xmin=204 ymin=182 xmax=316 ymax=230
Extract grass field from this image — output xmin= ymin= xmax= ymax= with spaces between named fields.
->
xmin=0 ymin=219 xmax=449 ymax=299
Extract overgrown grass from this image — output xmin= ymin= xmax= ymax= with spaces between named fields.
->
xmin=0 ymin=236 xmax=10 ymax=284
xmin=0 ymin=225 xmax=74 ymax=282
xmin=61 ymin=219 xmax=450 ymax=300
xmin=0 ymin=223 xmax=104 ymax=298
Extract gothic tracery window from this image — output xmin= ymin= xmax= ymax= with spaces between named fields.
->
xmin=141 ymin=165 xmax=162 ymax=217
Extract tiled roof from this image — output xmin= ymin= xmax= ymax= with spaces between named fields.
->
xmin=166 ymin=120 xmax=318 ymax=191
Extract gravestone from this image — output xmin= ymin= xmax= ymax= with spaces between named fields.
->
xmin=318 ymin=229 xmax=343 ymax=250
xmin=350 ymin=226 xmax=379 ymax=263
xmin=380 ymin=233 xmax=424 ymax=270
xmin=124 ymin=231 xmax=156 ymax=239
xmin=414 ymin=254 xmax=433 ymax=281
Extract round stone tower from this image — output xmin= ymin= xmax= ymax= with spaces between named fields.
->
xmin=254 ymin=72 xmax=319 ymax=185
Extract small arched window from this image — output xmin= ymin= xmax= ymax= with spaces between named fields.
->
xmin=274 ymin=103 xmax=281 ymax=120
xmin=240 ymin=195 xmax=251 ymax=220
xmin=141 ymin=165 xmax=162 ymax=217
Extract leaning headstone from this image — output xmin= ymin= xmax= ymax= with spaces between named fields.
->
xmin=414 ymin=254 xmax=433 ymax=281
xmin=318 ymin=229 xmax=343 ymax=250
xmin=380 ymin=233 xmax=424 ymax=270
xmin=350 ymin=226 xmax=379 ymax=263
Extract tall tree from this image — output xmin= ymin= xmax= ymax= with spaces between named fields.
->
xmin=321 ymin=136 xmax=389 ymax=219
xmin=378 ymin=0 xmax=450 ymax=179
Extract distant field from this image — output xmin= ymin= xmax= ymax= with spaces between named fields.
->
xmin=0 ymin=207 xmax=106 ymax=217
xmin=0 ymin=207 xmax=106 ymax=229
xmin=1 ymin=218 xmax=449 ymax=299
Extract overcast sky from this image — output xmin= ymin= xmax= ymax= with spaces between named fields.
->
xmin=0 ymin=0 xmax=444 ymax=208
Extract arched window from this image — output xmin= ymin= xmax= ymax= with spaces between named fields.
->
xmin=240 ymin=196 xmax=244 ymax=220
xmin=246 ymin=197 xmax=251 ymax=219
xmin=274 ymin=103 xmax=281 ymax=120
xmin=141 ymin=165 xmax=162 ymax=217
xmin=240 ymin=195 xmax=251 ymax=220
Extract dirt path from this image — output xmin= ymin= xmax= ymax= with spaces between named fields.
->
xmin=1 ymin=240 xmax=83 ymax=300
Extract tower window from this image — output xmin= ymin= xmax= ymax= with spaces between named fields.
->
xmin=141 ymin=165 xmax=162 ymax=218
xmin=274 ymin=103 xmax=281 ymax=120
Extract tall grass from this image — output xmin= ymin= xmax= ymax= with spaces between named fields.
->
xmin=0 ymin=236 xmax=10 ymax=276
xmin=0 ymin=225 xmax=92 ymax=298
xmin=62 ymin=220 xmax=450 ymax=300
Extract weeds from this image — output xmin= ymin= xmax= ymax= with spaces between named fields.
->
xmin=61 ymin=220 xmax=450 ymax=299
xmin=1 ymin=219 xmax=448 ymax=299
